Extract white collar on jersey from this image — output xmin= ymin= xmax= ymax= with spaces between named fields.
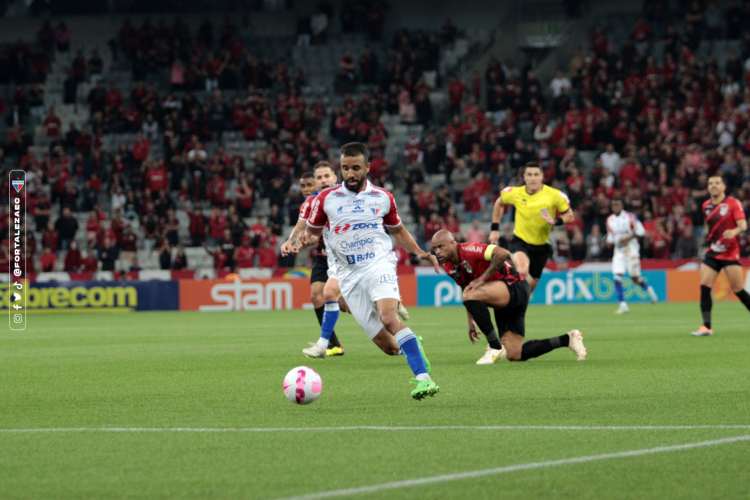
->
xmin=341 ymin=179 xmax=373 ymax=196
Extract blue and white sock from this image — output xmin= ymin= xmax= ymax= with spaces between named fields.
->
xmin=394 ymin=328 xmax=429 ymax=378
xmin=316 ymin=301 xmax=339 ymax=349
xmin=637 ymin=279 xmax=649 ymax=290
xmin=615 ymin=276 xmax=625 ymax=303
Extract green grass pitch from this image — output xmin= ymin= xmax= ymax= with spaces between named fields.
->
xmin=1 ymin=302 xmax=749 ymax=500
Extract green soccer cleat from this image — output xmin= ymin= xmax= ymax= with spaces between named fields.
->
xmin=410 ymin=379 xmax=440 ymax=400
xmin=416 ymin=336 xmax=431 ymax=375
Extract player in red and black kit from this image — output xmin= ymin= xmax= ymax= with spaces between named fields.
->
xmin=281 ymin=166 xmax=344 ymax=354
xmin=692 ymin=175 xmax=750 ymax=336
xmin=431 ymin=230 xmax=587 ymax=364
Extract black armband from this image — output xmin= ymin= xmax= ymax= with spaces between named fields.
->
xmin=490 ymin=222 xmax=499 ymax=231
xmin=554 ymin=217 xmax=564 ymax=226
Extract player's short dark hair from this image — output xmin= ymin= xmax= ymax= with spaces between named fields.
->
xmin=340 ymin=142 xmax=369 ymax=164
xmin=524 ymin=161 xmax=542 ymax=172
xmin=708 ymin=173 xmax=726 ymax=184
xmin=611 ymin=197 xmax=624 ymax=205
xmin=300 ymin=172 xmax=315 ymax=181
xmin=313 ymin=161 xmax=333 ymax=173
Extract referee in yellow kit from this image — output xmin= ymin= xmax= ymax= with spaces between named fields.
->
xmin=489 ymin=162 xmax=575 ymax=292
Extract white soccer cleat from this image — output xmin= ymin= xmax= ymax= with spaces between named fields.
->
xmin=398 ymin=300 xmax=410 ymax=321
xmin=614 ymin=303 xmax=630 ymax=314
xmin=567 ymin=330 xmax=587 ymax=361
xmin=691 ymin=326 xmax=713 ymax=336
xmin=302 ymin=342 xmax=327 ymax=359
xmin=476 ymin=345 xmax=507 ymax=365
xmin=647 ymin=286 xmax=658 ymax=303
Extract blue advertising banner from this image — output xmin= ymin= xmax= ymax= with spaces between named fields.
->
xmin=417 ymin=271 xmax=667 ymax=307
xmin=0 ymin=281 xmax=179 ymax=312
xmin=529 ymin=270 xmax=667 ymax=305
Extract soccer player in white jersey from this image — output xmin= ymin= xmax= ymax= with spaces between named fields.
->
xmin=297 ymin=142 xmax=441 ymax=400
xmin=606 ymin=198 xmax=658 ymax=314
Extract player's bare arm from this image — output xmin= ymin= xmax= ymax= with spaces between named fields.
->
xmin=723 ymin=218 xmax=747 ymax=240
xmin=389 ymin=223 xmax=441 ymax=273
xmin=489 ymin=197 xmax=506 ymax=244
xmin=294 ymin=225 xmax=322 ymax=254
xmin=281 ymin=218 xmax=308 ymax=256
xmin=465 ymin=246 xmax=512 ymax=293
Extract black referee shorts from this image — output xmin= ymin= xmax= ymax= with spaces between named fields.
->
xmin=509 ymin=236 xmax=552 ymax=280
xmin=493 ymin=279 xmax=530 ymax=337
xmin=702 ymin=253 xmax=741 ymax=272
xmin=310 ymin=256 xmax=329 ymax=284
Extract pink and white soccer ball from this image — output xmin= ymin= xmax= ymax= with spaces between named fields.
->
xmin=283 ymin=366 xmax=322 ymax=405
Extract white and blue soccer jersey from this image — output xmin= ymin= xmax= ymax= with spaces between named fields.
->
xmin=307 ymin=180 xmax=403 ymax=339
xmin=606 ymin=210 xmax=645 ymax=276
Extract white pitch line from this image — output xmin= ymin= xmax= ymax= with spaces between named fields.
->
xmin=270 ymin=435 xmax=750 ymax=500
xmin=2 ymin=425 xmax=750 ymax=433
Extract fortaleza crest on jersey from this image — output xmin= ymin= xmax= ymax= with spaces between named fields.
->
xmin=12 ymin=180 xmax=24 ymax=193
xmin=370 ymin=205 xmax=380 ymax=215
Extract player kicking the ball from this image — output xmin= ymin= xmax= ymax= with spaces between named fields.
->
xmin=298 ymin=143 xmax=440 ymax=400
xmin=431 ymin=230 xmax=586 ymax=364
xmin=692 ymin=175 xmax=750 ymax=336
xmin=281 ymin=164 xmax=344 ymax=355
xmin=605 ymin=198 xmax=659 ymax=314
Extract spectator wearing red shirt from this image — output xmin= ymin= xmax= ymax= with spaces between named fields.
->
xmin=650 ymin=222 xmax=672 ymax=259
xmin=63 ymin=240 xmax=82 ymax=272
xmin=210 ymin=245 xmax=229 ymax=270
xmin=132 ymin=131 xmax=150 ymax=162
xmin=82 ymin=250 xmax=99 ymax=272
xmin=206 ymin=172 xmax=227 ymax=207
xmin=448 ymin=75 xmax=467 ymax=117
xmin=235 ymin=176 xmax=254 ymax=218
xmin=590 ymin=25 xmax=609 ymax=55
xmin=632 ymin=18 xmax=653 ymax=42
xmin=257 ymin=240 xmax=278 ymax=269
xmin=120 ymin=225 xmax=138 ymax=264
xmin=424 ymin=213 xmax=444 ymax=242
xmin=39 ymin=246 xmax=58 ymax=273
xmin=462 ymin=178 xmax=483 ymax=222
xmin=145 ymin=160 xmax=168 ymax=192
xmin=41 ymin=220 xmax=60 ymax=253
xmin=208 ymin=206 xmax=227 ymax=246
xmin=188 ymin=205 xmax=209 ymax=247
xmin=42 ymin=106 xmax=62 ymax=137
xmin=619 ymin=157 xmax=643 ymax=188
xmin=234 ymin=236 xmax=256 ymax=268
xmin=106 ymin=82 xmax=124 ymax=108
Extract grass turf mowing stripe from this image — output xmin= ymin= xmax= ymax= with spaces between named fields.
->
xmin=2 ymin=425 xmax=750 ymax=433
xmin=269 ymin=435 xmax=750 ymax=500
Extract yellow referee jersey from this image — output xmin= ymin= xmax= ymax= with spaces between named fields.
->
xmin=500 ymin=185 xmax=571 ymax=245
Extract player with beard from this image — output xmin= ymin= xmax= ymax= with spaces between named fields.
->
xmin=431 ymin=229 xmax=587 ymax=364
xmin=296 ymin=143 xmax=440 ymax=400
xmin=692 ymin=175 xmax=750 ymax=336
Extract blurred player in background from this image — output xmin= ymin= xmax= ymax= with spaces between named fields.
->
xmin=281 ymin=164 xmax=344 ymax=355
xmin=692 ymin=175 xmax=750 ymax=336
xmin=299 ymin=142 xmax=440 ymax=400
xmin=489 ymin=162 xmax=574 ymax=292
xmin=431 ymin=230 xmax=586 ymax=364
xmin=606 ymin=198 xmax=658 ymax=314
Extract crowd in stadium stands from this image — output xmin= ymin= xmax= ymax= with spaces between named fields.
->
xmin=3 ymin=1 xmax=750 ymax=277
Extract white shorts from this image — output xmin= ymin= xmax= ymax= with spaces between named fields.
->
xmin=339 ymin=262 xmax=401 ymax=339
xmin=612 ymin=251 xmax=641 ymax=277
xmin=326 ymin=258 xmax=338 ymax=281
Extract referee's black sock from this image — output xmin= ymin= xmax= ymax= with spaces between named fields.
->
xmin=463 ymin=300 xmax=502 ymax=350
xmin=735 ymin=289 xmax=750 ymax=314
xmin=315 ymin=306 xmax=341 ymax=348
xmin=521 ymin=334 xmax=569 ymax=361
xmin=700 ymin=285 xmax=712 ymax=329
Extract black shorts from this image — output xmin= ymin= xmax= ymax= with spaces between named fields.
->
xmin=493 ymin=279 xmax=531 ymax=338
xmin=509 ymin=236 xmax=552 ymax=280
xmin=310 ymin=256 xmax=329 ymax=284
xmin=702 ymin=254 xmax=742 ymax=272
